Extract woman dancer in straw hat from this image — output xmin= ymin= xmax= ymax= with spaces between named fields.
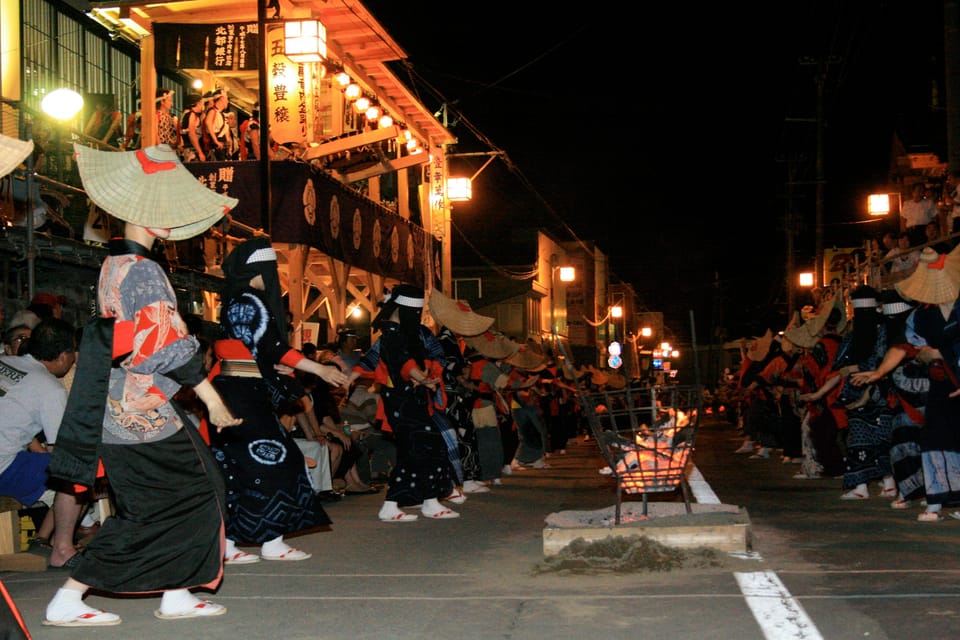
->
xmin=891 ymin=248 xmax=960 ymax=521
xmin=849 ymin=288 xmax=927 ymax=509
xmin=43 ymin=143 xmax=242 ymax=626
xmin=349 ymin=284 xmax=460 ymax=522
xmin=831 ymin=285 xmax=897 ymax=501
xmin=427 ymin=289 xmax=496 ymax=498
xmin=209 ymin=237 xmax=348 ymax=563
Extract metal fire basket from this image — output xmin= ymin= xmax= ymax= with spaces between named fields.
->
xmin=587 ymin=384 xmax=702 ymax=524
xmin=555 ymin=315 xmax=702 ymax=525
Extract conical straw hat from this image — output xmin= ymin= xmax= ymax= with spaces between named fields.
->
xmin=464 ymin=331 xmax=520 ymax=360
xmin=74 ymin=143 xmax=238 ymax=240
xmin=605 ymin=372 xmax=627 ymax=389
xmin=896 ymin=247 xmax=960 ymax=305
xmin=746 ymin=329 xmax=773 ymax=362
xmin=590 ymin=368 xmax=609 ymax=386
xmin=783 ymin=323 xmax=819 ymax=349
xmin=0 ymin=135 xmax=34 ymax=179
xmin=427 ymin=289 xmax=494 ymax=336
xmin=804 ymin=291 xmax=845 ymax=336
xmin=505 ymin=345 xmax=546 ymax=371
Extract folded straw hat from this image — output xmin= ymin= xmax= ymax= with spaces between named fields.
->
xmin=782 ymin=322 xmax=819 ymax=350
xmin=590 ymin=368 xmax=609 ymax=386
xmin=428 ymin=289 xmax=494 ymax=336
xmin=505 ymin=345 xmax=546 ymax=371
xmin=895 ymin=247 xmax=960 ymax=305
xmin=464 ymin=331 xmax=520 ymax=360
xmin=0 ymin=134 xmax=34 ymax=179
xmin=804 ymin=291 xmax=848 ymax=336
xmin=525 ymin=338 xmax=545 ymax=356
xmin=746 ymin=329 xmax=773 ymax=362
xmin=74 ymin=143 xmax=238 ymax=240
xmin=606 ymin=372 xmax=627 ymax=389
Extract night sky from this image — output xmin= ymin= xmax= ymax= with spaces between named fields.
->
xmin=364 ymin=1 xmax=948 ymax=343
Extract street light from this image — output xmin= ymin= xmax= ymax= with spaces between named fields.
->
xmin=548 ymin=253 xmax=575 ymax=342
xmin=610 ymin=303 xmax=624 ymax=338
xmin=25 ymin=87 xmax=83 ymax=300
xmin=867 ymin=193 xmax=891 ymax=216
xmin=40 ymin=88 xmax=83 ymax=183
xmin=441 ymin=150 xmax=505 ymax=295
xmin=41 ymin=88 xmax=84 ymax=121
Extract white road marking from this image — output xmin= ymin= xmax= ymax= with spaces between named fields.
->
xmin=693 ymin=464 xmax=824 ymax=638
xmin=687 ymin=464 xmax=721 ymax=504
xmin=735 ymin=571 xmax=824 ymax=639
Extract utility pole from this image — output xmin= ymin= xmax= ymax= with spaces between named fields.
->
xmin=815 ymin=62 xmax=825 ymax=288
xmin=799 ymin=55 xmax=840 ymax=288
xmin=775 ymin=148 xmax=808 ymax=320
xmin=786 ymin=158 xmax=797 ymax=317
xmin=946 ymin=0 xmax=960 ymax=172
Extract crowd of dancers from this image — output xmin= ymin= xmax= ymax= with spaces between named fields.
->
xmin=728 ymin=245 xmax=960 ymax=523
xmin=0 ymin=135 xmax=584 ymax=629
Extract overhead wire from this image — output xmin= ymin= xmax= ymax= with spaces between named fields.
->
xmin=402 ymin=62 xmax=596 ymax=257
xmin=450 ymin=217 xmax=539 ymax=280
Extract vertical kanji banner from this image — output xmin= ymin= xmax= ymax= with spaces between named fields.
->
xmin=154 ymin=23 xmax=260 ymax=71
xmin=266 ymin=25 xmax=306 ymax=145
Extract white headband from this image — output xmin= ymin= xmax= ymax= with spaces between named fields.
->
xmin=882 ymin=302 xmax=912 ymax=315
xmin=851 ymin=298 xmax=877 ymax=308
xmin=246 ymin=247 xmax=277 ymax=264
xmin=394 ymin=293 xmax=424 ymax=308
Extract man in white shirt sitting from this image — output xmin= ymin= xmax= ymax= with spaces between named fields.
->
xmin=0 ymin=318 xmax=87 ymax=568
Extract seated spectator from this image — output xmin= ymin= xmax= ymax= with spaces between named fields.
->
xmin=876 ymin=230 xmax=900 ymax=278
xmin=924 ymin=220 xmax=951 ymax=254
xmin=2 ymin=324 xmax=31 ymax=355
xmin=298 ymin=371 xmax=377 ymax=495
xmin=8 ymin=308 xmax=40 ymax=331
xmin=889 ymin=233 xmax=920 ymax=276
xmin=0 ymin=317 xmax=89 ymax=568
xmin=276 ymin=394 xmax=337 ymax=501
xmin=332 ymin=327 xmax=362 ymax=372
xmin=340 ymin=383 xmax=394 ymax=484
xmin=28 ymin=291 xmax=67 ymax=321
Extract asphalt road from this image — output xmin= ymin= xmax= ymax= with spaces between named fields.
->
xmin=3 ymin=415 xmax=960 ymax=639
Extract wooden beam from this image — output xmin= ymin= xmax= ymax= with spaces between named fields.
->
xmin=344 ymin=151 xmax=429 ymax=184
xmin=301 ymin=125 xmax=401 ymax=161
xmin=140 ymin=35 xmax=157 ymax=147
xmin=285 ymin=243 xmax=309 ymax=348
